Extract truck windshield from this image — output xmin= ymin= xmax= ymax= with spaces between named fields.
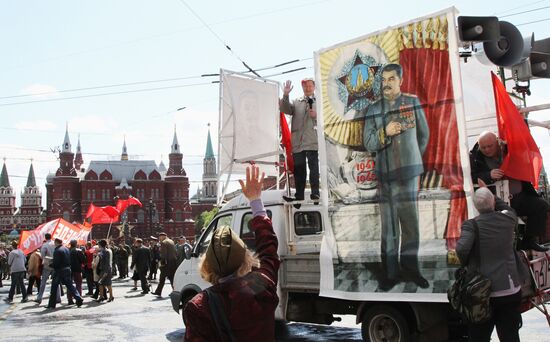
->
xmin=195 ymin=214 xmax=233 ymax=255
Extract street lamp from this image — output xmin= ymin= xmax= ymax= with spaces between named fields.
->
xmin=147 ymin=198 xmax=156 ymax=237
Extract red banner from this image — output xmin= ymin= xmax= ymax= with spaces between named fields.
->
xmin=18 ymin=218 xmax=92 ymax=255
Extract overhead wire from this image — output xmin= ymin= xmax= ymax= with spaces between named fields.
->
xmin=0 ymin=58 xmax=311 ymax=104
xmin=494 ymin=0 xmax=549 ymax=15
xmin=0 ymin=145 xmax=214 ymax=159
xmin=516 ymin=17 xmax=550 ymax=26
xmin=176 ymin=0 xmax=260 ymax=77
xmin=499 ymin=5 xmax=550 ymax=18
xmin=6 ymin=0 xmax=328 ymax=71
xmin=0 ymin=65 xmax=309 ymax=107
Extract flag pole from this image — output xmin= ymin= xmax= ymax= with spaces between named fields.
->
xmin=106 ymin=219 xmax=113 ymax=239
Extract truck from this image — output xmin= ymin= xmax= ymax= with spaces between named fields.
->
xmin=170 ymin=7 xmax=550 ymax=341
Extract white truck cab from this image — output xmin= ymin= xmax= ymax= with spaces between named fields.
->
xmin=169 ymin=189 xmax=325 ymax=322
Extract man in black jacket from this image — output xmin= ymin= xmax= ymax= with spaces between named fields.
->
xmin=68 ymin=240 xmax=86 ymax=305
xmin=470 ymin=131 xmax=549 ymax=251
xmin=131 ymin=239 xmax=151 ymax=294
xmin=47 ymin=239 xmax=83 ymax=309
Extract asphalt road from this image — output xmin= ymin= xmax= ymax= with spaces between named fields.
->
xmin=0 ymin=277 xmax=548 ymax=341
xmin=0 ymin=277 xmax=362 ymax=342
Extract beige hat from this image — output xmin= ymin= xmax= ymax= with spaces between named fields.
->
xmin=205 ymin=226 xmax=246 ymax=277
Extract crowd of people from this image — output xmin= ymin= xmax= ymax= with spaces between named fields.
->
xmin=1 ymin=231 xmax=193 ymax=308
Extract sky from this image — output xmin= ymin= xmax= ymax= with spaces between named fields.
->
xmin=1 ymin=0 xmax=550 ymax=207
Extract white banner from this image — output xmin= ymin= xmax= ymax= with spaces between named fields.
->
xmin=219 ymin=70 xmax=280 ymax=176
xmin=316 ymin=8 xmax=473 ymax=302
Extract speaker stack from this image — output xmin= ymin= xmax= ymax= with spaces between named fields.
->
xmin=457 ymin=15 xmax=550 ymax=80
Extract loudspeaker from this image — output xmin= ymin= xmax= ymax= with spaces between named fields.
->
xmin=511 ymin=53 xmax=550 ymax=80
xmin=483 ymin=21 xmax=525 ymax=67
xmin=458 ymin=16 xmax=500 ymax=42
xmin=533 ymin=37 xmax=550 ymax=53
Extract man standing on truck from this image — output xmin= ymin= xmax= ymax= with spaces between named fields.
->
xmin=363 ymin=63 xmax=430 ymax=291
xmin=280 ymin=78 xmax=320 ymax=207
xmin=470 ymin=131 xmax=549 ymax=252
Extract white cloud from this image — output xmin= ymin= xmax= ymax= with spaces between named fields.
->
xmin=20 ymin=83 xmax=59 ymax=99
xmin=15 ymin=120 xmax=57 ymax=131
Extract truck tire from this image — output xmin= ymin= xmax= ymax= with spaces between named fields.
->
xmin=361 ymin=305 xmax=411 ymax=342
xmin=180 ymin=291 xmax=197 ymax=323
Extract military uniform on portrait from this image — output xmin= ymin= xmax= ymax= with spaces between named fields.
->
xmin=363 ymin=93 xmax=429 ymax=289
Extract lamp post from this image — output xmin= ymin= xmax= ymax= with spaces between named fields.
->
xmin=147 ymin=198 xmax=156 ymax=237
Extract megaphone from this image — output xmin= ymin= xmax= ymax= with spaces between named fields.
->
xmin=483 ymin=21 xmax=525 ymax=67
xmin=533 ymin=37 xmax=550 ymax=53
xmin=457 ymin=16 xmax=500 ymax=42
xmin=511 ymin=36 xmax=550 ymax=80
xmin=512 ymin=53 xmax=550 ymax=80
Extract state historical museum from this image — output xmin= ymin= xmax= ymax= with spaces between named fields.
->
xmin=45 ymin=127 xmax=214 ymax=240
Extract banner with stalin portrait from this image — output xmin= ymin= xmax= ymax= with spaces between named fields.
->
xmin=316 ymin=8 xmax=473 ymax=301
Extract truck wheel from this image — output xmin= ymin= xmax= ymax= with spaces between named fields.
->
xmin=361 ymin=305 xmax=411 ymax=342
xmin=180 ymin=292 xmax=197 ymax=323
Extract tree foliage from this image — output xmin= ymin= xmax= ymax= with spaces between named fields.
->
xmin=194 ymin=207 xmax=219 ymax=235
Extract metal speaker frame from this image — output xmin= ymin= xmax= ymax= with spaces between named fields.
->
xmin=483 ymin=21 xmax=525 ymax=67
xmin=458 ymin=16 xmax=500 ymax=42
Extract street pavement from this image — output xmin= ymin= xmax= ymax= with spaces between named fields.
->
xmin=0 ymin=277 xmax=548 ymax=341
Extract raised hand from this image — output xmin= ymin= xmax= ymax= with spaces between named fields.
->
xmin=238 ymin=166 xmax=265 ymax=201
xmin=283 ymin=80 xmax=293 ymax=96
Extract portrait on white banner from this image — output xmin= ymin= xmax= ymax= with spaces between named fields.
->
xmin=316 ymin=9 xmax=473 ymax=300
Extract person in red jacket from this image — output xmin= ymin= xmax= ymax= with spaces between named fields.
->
xmin=183 ymin=166 xmax=280 ymax=342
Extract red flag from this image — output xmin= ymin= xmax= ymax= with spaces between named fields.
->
xmin=280 ymin=112 xmax=294 ymax=173
xmin=86 ymin=203 xmax=119 ymax=224
xmin=101 ymin=206 xmax=120 ymax=219
xmin=491 ymin=72 xmax=543 ymax=188
xmin=116 ymin=196 xmax=143 ymax=213
xmin=85 ymin=203 xmax=97 ymax=219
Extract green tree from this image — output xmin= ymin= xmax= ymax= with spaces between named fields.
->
xmin=194 ymin=207 xmax=219 ymax=238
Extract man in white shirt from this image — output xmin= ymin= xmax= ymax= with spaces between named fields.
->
xmin=34 ymin=233 xmax=61 ymax=304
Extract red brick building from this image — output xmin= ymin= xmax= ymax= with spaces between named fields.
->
xmin=0 ymin=161 xmax=45 ymax=233
xmin=46 ymin=127 xmax=195 ymax=240
xmin=0 ymin=161 xmax=16 ymax=232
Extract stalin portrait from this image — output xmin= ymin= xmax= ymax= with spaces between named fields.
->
xmin=363 ymin=63 xmax=430 ymax=291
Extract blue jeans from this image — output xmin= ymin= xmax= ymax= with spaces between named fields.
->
xmin=8 ymin=271 xmax=27 ymax=301
xmin=36 ymin=267 xmax=61 ymax=302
